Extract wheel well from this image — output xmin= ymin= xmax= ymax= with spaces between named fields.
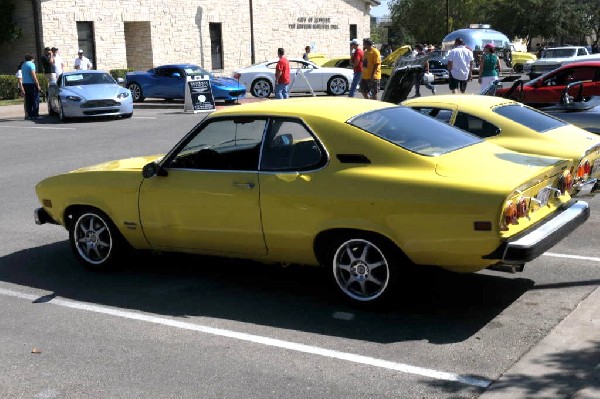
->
xmin=313 ymin=228 xmax=403 ymax=266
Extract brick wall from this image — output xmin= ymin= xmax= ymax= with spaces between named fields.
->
xmin=2 ymin=0 xmax=372 ymax=75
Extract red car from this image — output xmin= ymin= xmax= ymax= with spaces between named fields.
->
xmin=495 ymin=61 xmax=600 ymax=107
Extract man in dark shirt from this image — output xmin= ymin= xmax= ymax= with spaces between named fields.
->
xmin=41 ymin=47 xmax=54 ymax=85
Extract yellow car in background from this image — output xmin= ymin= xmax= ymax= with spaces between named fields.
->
xmin=511 ymin=50 xmax=537 ymax=73
xmin=321 ymin=45 xmax=413 ymax=89
xmin=35 ymin=98 xmax=588 ymax=304
xmin=403 ymin=95 xmax=600 ymax=196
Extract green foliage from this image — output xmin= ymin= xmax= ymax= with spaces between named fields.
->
xmin=0 ymin=0 xmax=22 ymax=45
xmin=0 ymin=74 xmax=48 ymax=100
xmin=0 ymin=75 xmax=19 ymax=100
xmin=387 ymin=0 xmax=598 ymax=48
xmin=109 ymin=68 xmax=135 ymax=81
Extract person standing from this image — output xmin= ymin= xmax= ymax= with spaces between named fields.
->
xmin=51 ymin=47 xmax=65 ymax=78
xmin=302 ymin=45 xmax=311 ymax=61
xmin=41 ymin=47 xmax=54 ymax=85
xmin=348 ymin=38 xmax=363 ymax=97
xmin=447 ymin=37 xmax=473 ymax=94
xmin=413 ymin=44 xmax=436 ymax=97
xmin=73 ymin=49 xmax=93 ymax=70
xmin=360 ymin=38 xmax=381 ymax=100
xmin=15 ymin=61 xmax=27 ymax=119
xmin=478 ymin=43 xmax=501 ymax=92
xmin=21 ymin=54 xmax=43 ymax=120
xmin=274 ymin=48 xmax=290 ymax=99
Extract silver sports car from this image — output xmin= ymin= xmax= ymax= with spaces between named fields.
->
xmin=48 ymin=70 xmax=134 ymax=121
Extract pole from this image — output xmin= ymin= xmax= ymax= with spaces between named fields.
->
xmin=249 ymin=0 xmax=255 ymax=64
xmin=446 ymin=0 xmax=450 ymax=35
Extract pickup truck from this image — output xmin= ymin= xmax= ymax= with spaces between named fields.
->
xmin=524 ymin=46 xmax=589 ymax=79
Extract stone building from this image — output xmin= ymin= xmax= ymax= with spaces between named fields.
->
xmin=1 ymin=0 xmax=379 ymax=75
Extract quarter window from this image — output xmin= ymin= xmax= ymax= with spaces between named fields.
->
xmin=261 ymin=119 xmax=325 ymax=171
xmin=454 ymin=112 xmax=501 ymax=138
xmin=493 ymin=104 xmax=566 ymax=133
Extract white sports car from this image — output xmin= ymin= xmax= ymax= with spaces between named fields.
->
xmin=233 ymin=58 xmax=354 ymax=98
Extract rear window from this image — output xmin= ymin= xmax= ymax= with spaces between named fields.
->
xmin=347 ymin=107 xmax=481 ymax=156
xmin=493 ymin=104 xmax=567 ymax=132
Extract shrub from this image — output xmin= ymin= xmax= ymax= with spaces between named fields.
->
xmin=0 ymin=73 xmax=49 ymax=100
xmin=110 ymin=68 xmax=135 ymax=81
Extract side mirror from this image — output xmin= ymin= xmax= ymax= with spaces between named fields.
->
xmin=142 ymin=162 xmax=160 ymax=178
xmin=116 ymin=77 xmax=125 ymax=84
xmin=172 ymin=72 xmax=181 ymax=78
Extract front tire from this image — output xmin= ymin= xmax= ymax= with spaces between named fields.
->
xmin=58 ymin=99 xmax=68 ymax=122
xmin=326 ymin=75 xmax=348 ymax=95
xmin=69 ymin=209 xmax=127 ymax=271
xmin=127 ymin=82 xmax=145 ymax=102
xmin=513 ymin=64 xmax=523 ymax=73
xmin=250 ymin=78 xmax=272 ymax=98
xmin=328 ymin=234 xmax=401 ymax=304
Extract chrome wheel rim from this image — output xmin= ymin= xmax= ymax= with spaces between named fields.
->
xmin=333 ymin=239 xmax=390 ymax=302
xmin=129 ymin=84 xmax=141 ymax=101
xmin=329 ymin=77 xmax=347 ymax=95
xmin=73 ymin=213 xmax=113 ymax=265
xmin=252 ymin=80 xmax=271 ymax=97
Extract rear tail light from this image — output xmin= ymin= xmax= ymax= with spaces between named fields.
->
xmin=233 ymin=73 xmax=241 ymax=80
xmin=516 ymin=197 xmax=529 ymax=218
xmin=503 ymin=201 xmax=518 ymax=228
xmin=558 ymin=171 xmax=574 ymax=194
xmin=576 ymin=161 xmax=591 ymax=178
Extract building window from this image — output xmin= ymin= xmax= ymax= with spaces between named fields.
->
xmin=210 ymin=23 xmax=223 ymax=70
xmin=350 ymin=24 xmax=357 ymax=41
xmin=76 ymin=22 xmax=96 ymax=68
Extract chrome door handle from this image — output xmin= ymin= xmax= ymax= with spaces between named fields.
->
xmin=233 ymin=182 xmax=255 ymax=189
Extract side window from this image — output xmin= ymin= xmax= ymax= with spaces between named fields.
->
xmin=411 ymin=107 xmax=454 ymax=124
xmin=572 ymin=67 xmax=595 ymax=81
xmin=261 ymin=119 xmax=325 ymax=171
xmin=577 ymin=48 xmax=587 ymax=56
xmin=167 ymin=118 xmax=266 ymax=171
xmin=454 ymin=112 xmax=500 ymax=138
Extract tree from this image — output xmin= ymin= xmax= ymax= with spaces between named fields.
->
xmin=0 ymin=0 xmax=22 ymax=45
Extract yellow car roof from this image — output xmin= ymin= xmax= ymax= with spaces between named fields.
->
xmin=213 ymin=97 xmax=395 ymax=122
xmin=403 ymin=94 xmax=515 ymax=109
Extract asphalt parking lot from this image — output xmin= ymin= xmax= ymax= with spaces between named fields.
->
xmin=0 ymin=87 xmax=598 ymax=398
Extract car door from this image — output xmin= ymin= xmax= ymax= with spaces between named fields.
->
xmin=138 ymin=117 xmax=267 ymax=255
xmin=257 ymin=117 xmax=328 ymax=260
xmin=155 ymin=67 xmax=184 ymax=98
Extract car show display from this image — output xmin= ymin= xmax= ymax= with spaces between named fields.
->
xmin=125 ymin=64 xmax=246 ymax=103
xmin=47 ymin=70 xmax=134 ymax=121
xmin=34 ymin=98 xmax=589 ymax=304
xmin=233 ymin=58 xmax=354 ymax=98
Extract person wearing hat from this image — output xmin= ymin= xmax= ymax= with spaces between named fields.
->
xmin=478 ymin=43 xmax=501 ymax=91
xmin=360 ymin=38 xmax=381 ymax=100
xmin=447 ymin=37 xmax=474 ymax=94
xmin=51 ymin=47 xmax=64 ymax=78
xmin=348 ymin=38 xmax=363 ymax=97
xmin=73 ymin=49 xmax=93 ymax=70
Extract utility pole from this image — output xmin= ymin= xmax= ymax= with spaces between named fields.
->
xmin=446 ymin=0 xmax=450 ymax=35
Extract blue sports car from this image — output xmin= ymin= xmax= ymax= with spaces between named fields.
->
xmin=125 ymin=64 xmax=246 ymax=103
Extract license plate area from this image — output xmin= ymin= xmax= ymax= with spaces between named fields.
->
xmin=535 ymin=187 xmax=552 ymax=208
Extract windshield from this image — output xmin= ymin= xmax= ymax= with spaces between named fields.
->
xmin=184 ymin=66 xmax=213 ymax=78
xmin=493 ymin=104 xmax=567 ymax=132
xmin=543 ymin=48 xmax=577 ymax=58
xmin=348 ymin=107 xmax=481 ymax=156
xmin=64 ymin=73 xmax=116 ymax=86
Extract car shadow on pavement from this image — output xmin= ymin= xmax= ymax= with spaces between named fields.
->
xmin=0 ymin=241 xmax=535 ymax=344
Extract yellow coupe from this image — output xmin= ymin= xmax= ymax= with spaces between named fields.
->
xmin=34 ymin=98 xmax=589 ymax=304
xmin=403 ymin=95 xmax=600 ymax=196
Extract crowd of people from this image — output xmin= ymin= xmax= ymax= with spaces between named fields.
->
xmin=15 ymin=47 xmax=94 ymax=120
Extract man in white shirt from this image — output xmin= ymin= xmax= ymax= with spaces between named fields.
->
xmin=51 ymin=47 xmax=65 ymax=78
xmin=447 ymin=38 xmax=474 ymax=94
xmin=73 ymin=49 xmax=93 ymax=70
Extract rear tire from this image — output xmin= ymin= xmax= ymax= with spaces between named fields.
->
xmin=326 ymin=233 xmax=403 ymax=304
xmin=250 ymin=78 xmax=272 ymax=98
xmin=127 ymin=82 xmax=145 ymax=102
xmin=326 ymin=75 xmax=348 ymax=95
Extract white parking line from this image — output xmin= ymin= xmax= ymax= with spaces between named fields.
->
xmin=0 ymin=287 xmax=491 ymax=388
xmin=0 ymin=125 xmax=75 ymax=130
xmin=133 ymin=116 xmax=157 ymax=119
xmin=543 ymin=252 xmax=600 ymax=262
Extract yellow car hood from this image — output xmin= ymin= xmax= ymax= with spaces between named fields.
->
xmin=435 ymin=142 xmax=566 ymax=187
xmin=72 ymin=155 xmax=163 ymax=173
xmin=382 ymin=45 xmax=412 ymax=66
